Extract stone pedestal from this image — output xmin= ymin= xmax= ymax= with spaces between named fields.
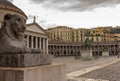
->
xmin=102 ymin=52 xmax=109 ymax=57
xmin=0 ymin=53 xmax=51 ymax=67
xmin=81 ymin=50 xmax=93 ymax=58
xmin=0 ymin=63 xmax=66 ymax=81
xmin=80 ymin=50 xmax=93 ymax=60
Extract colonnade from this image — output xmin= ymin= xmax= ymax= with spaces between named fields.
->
xmin=48 ymin=45 xmax=81 ymax=56
xmin=24 ymin=35 xmax=48 ymax=53
xmin=48 ymin=44 xmax=118 ymax=56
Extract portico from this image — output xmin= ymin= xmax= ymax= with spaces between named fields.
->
xmin=25 ymin=23 xmax=48 ymax=53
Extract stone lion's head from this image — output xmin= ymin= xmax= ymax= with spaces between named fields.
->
xmin=2 ymin=14 xmax=26 ymax=40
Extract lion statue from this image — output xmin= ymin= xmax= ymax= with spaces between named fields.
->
xmin=0 ymin=14 xmax=41 ymax=54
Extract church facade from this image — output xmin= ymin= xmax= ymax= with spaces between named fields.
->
xmin=25 ymin=23 xmax=48 ymax=53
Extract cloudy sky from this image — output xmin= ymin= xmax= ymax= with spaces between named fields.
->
xmin=12 ymin=0 xmax=120 ymax=29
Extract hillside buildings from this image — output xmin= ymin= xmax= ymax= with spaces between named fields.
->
xmin=46 ymin=26 xmax=120 ymax=56
xmin=46 ymin=26 xmax=116 ymax=43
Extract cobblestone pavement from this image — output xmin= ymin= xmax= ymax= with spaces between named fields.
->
xmin=80 ymin=60 xmax=120 ymax=81
xmin=52 ymin=56 xmax=118 ymax=73
xmin=67 ymin=77 xmax=109 ymax=81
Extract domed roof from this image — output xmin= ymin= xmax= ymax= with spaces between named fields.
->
xmin=0 ymin=0 xmax=13 ymax=5
xmin=0 ymin=0 xmax=27 ymax=19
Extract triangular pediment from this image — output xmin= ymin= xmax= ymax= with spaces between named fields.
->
xmin=26 ymin=23 xmax=46 ymax=34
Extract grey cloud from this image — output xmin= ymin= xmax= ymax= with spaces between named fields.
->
xmin=30 ymin=0 xmax=44 ymax=3
xmin=30 ymin=0 xmax=120 ymax=11
xmin=40 ymin=20 xmax=47 ymax=23
xmin=8 ymin=0 xmax=13 ymax=2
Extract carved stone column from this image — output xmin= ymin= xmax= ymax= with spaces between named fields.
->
xmin=43 ymin=38 xmax=45 ymax=52
xmin=35 ymin=37 xmax=38 ymax=49
xmin=46 ymin=38 xmax=48 ymax=53
xmin=31 ymin=36 xmax=34 ymax=48
xmin=39 ymin=38 xmax=41 ymax=49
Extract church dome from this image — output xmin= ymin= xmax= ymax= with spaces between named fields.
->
xmin=0 ymin=0 xmax=27 ymax=22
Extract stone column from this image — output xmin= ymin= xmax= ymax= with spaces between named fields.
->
xmin=31 ymin=36 xmax=34 ymax=48
xmin=44 ymin=38 xmax=46 ymax=49
xmin=36 ymin=37 xmax=38 ymax=49
xmin=41 ymin=38 xmax=43 ymax=50
xmin=44 ymin=38 xmax=46 ymax=53
xmin=43 ymin=38 xmax=45 ymax=53
xmin=46 ymin=38 xmax=48 ymax=53
xmin=39 ymin=38 xmax=41 ymax=49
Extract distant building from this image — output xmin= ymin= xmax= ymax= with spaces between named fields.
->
xmin=46 ymin=26 xmax=115 ymax=43
xmin=46 ymin=26 xmax=73 ymax=42
xmin=85 ymin=27 xmax=115 ymax=42
xmin=46 ymin=26 xmax=119 ymax=56
xmin=110 ymin=27 xmax=120 ymax=41
xmin=72 ymin=28 xmax=86 ymax=42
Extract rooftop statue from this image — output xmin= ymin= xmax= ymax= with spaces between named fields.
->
xmin=0 ymin=14 xmax=41 ymax=54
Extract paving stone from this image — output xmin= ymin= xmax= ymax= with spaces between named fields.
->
xmin=81 ymin=61 xmax=120 ymax=81
xmin=67 ymin=78 xmax=109 ymax=81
